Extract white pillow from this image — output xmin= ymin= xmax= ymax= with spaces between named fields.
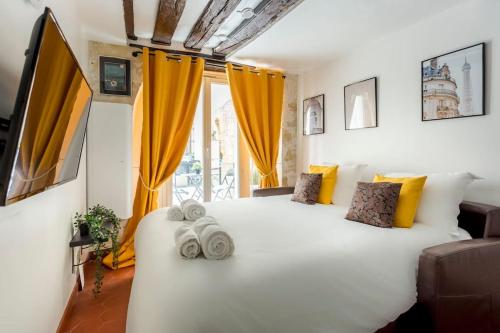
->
xmin=330 ymin=164 xmax=367 ymax=207
xmin=385 ymin=172 xmax=474 ymax=236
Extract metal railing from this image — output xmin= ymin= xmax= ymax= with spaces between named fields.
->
xmin=423 ymin=89 xmax=459 ymax=100
xmin=422 ymin=75 xmax=456 ymax=84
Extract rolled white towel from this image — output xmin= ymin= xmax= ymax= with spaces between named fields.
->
xmin=174 ymin=224 xmax=201 ymax=259
xmin=192 ymin=216 xmax=218 ymax=234
xmin=167 ymin=205 xmax=184 ymax=221
xmin=181 ymin=199 xmax=206 ymax=221
xmin=194 ymin=219 xmax=234 ymax=260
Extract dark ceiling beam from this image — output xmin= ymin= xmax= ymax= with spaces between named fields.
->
xmin=123 ymin=0 xmax=137 ymax=40
xmin=184 ymin=0 xmax=242 ymax=51
xmin=214 ymin=0 xmax=304 ymax=55
xmin=151 ymin=0 xmax=186 ymax=45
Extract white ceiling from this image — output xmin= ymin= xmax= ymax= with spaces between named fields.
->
xmin=230 ymin=0 xmax=471 ymax=72
xmin=75 ymin=0 xmax=211 ymax=44
xmin=76 ymin=0 xmax=126 ymax=45
xmin=75 ymin=0 xmax=471 ymax=72
xmin=133 ymin=0 xmax=159 ymax=40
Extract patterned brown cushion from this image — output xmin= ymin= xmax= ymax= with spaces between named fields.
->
xmin=291 ymin=173 xmax=323 ymax=205
xmin=345 ymin=182 xmax=402 ymax=228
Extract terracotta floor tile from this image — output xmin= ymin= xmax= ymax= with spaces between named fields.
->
xmin=58 ymin=264 xmax=134 ymax=333
xmin=96 ymin=319 xmax=126 ymax=333
xmin=71 ymin=318 xmax=105 ymax=333
xmin=100 ymin=308 xmax=127 ymax=323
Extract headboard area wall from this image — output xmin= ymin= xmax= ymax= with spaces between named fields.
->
xmin=297 ymin=0 xmax=500 ymax=206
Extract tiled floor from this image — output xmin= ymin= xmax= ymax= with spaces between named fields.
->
xmin=58 ymin=264 xmax=134 ymax=333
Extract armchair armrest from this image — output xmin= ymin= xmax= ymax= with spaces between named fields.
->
xmin=459 ymin=201 xmax=500 ymax=238
xmin=417 ymin=238 xmax=500 ymax=333
xmin=252 ymin=186 xmax=295 ymax=197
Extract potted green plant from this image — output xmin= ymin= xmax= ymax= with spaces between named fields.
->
xmin=191 ymin=161 xmax=202 ymax=174
xmin=73 ymin=204 xmax=121 ymax=297
xmin=73 ymin=214 xmax=89 ymax=236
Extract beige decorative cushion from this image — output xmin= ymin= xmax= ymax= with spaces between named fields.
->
xmin=291 ymin=173 xmax=323 ymax=205
xmin=345 ymin=182 xmax=402 ymax=228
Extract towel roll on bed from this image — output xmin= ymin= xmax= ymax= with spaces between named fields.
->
xmin=167 ymin=205 xmax=184 ymax=221
xmin=174 ymin=224 xmax=201 ymax=259
xmin=181 ymin=199 xmax=206 ymax=221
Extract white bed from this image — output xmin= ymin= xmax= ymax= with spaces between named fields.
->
xmin=127 ymin=195 xmax=470 ymax=333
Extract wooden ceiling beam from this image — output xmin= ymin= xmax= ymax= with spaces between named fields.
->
xmin=123 ymin=0 xmax=137 ymax=40
xmin=184 ymin=0 xmax=242 ymax=51
xmin=151 ymin=0 xmax=186 ymax=45
xmin=214 ymin=0 xmax=304 ymax=56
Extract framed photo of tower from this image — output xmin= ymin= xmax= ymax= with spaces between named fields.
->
xmin=303 ymin=94 xmax=325 ymax=135
xmin=421 ymin=43 xmax=485 ymax=121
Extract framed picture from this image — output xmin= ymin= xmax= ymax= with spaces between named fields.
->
xmin=303 ymin=94 xmax=325 ymax=135
xmin=344 ymin=77 xmax=377 ymax=130
xmin=422 ymin=43 xmax=485 ymax=121
xmin=99 ymin=56 xmax=131 ymax=96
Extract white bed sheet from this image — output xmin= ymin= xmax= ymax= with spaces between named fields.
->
xmin=128 ymin=195 xmax=470 ymax=333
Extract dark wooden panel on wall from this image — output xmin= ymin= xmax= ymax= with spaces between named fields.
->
xmin=123 ymin=0 xmax=137 ymax=40
xmin=184 ymin=0 xmax=242 ymax=50
xmin=214 ymin=0 xmax=304 ymax=55
xmin=151 ymin=0 xmax=186 ymax=45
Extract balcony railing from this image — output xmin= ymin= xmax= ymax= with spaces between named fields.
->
xmin=422 ymin=74 xmax=456 ymax=83
xmin=423 ymin=89 xmax=459 ymax=100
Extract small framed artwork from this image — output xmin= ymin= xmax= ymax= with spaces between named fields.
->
xmin=99 ymin=56 xmax=131 ymax=96
xmin=344 ymin=77 xmax=377 ymax=130
xmin=303 ymin=94 xmax=325 ymax=135
xmin=422 ymin=43 xmax=485 ymax=121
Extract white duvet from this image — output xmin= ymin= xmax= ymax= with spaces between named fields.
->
xmin=128 ymin=195 xmax=470 ymax=333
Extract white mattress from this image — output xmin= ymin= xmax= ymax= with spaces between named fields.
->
xmin=128 ymin=195 xmax=470 ymax=333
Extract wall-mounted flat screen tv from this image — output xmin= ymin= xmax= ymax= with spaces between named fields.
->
xmin=0 ymin=8 xmax=92 ymax=206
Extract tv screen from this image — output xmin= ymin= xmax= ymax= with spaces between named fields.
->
xmin=0 ymin=8 xmax=92 ymax=206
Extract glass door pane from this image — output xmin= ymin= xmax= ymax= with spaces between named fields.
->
xmin=210 ymin=82 xmax=238 ymax=201
xmin=168 ymin=75 xmax=247 ymax=206
xmin=171 ymin=87 xmax=204 ymax=205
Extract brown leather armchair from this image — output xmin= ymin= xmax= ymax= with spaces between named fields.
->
xmin=416 ymin=202 xmax=500 ymax=333
xmin=418 ymin=238 xmax=500 ymax=333
xmin=253 ymin=187 xmax=500 ymax=333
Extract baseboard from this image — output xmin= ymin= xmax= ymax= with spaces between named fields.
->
xmin=56 ymin=279 xmax=79 ymax=333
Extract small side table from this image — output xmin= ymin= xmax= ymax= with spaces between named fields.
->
xmin=70 ymin=231 xmax=110 ymax=290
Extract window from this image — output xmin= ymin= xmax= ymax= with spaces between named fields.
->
xmin=163 ymin=72 xmax=250 ymax=206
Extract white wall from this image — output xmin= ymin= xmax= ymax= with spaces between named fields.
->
xmin=87 ymin=102 xmax=133 ymax=219
xmin=298 ymin=0 xmax=500 ymax=205
xmin=0 ymin=1 xmax=87 ymax=333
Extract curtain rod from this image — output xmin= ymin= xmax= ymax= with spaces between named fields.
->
xmin=129 ymin=43 xmax=227 ymax=65
xmin=129 ymin=44 xmax=285 ymax=78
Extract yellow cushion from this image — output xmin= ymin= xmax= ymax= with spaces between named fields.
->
xmin=308 ymin=165 xmax=339 ymax=204
xmin=373 ymin=175 xmax=427 ymax=228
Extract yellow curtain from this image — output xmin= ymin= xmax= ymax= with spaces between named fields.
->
xmin=226 ymin=64 xmax=285 ymax=188
xmin=104 ymin=48 xmax=204 ymax=268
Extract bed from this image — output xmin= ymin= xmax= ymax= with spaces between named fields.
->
xmin=127 ymin=194 xmax=475 ymax=333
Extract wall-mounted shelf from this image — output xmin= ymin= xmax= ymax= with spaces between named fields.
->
xmin=69 ymin=230 xmax=110 ymax=289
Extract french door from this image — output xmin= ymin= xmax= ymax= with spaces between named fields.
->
xmin=158 ymin=72 xmax=250 ymax=207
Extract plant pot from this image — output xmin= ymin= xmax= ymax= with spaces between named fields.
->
xmin=79 ymin=223 xmax=89 ymax=237
xmin=195 ymin=169 xmax=201 ymax=174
